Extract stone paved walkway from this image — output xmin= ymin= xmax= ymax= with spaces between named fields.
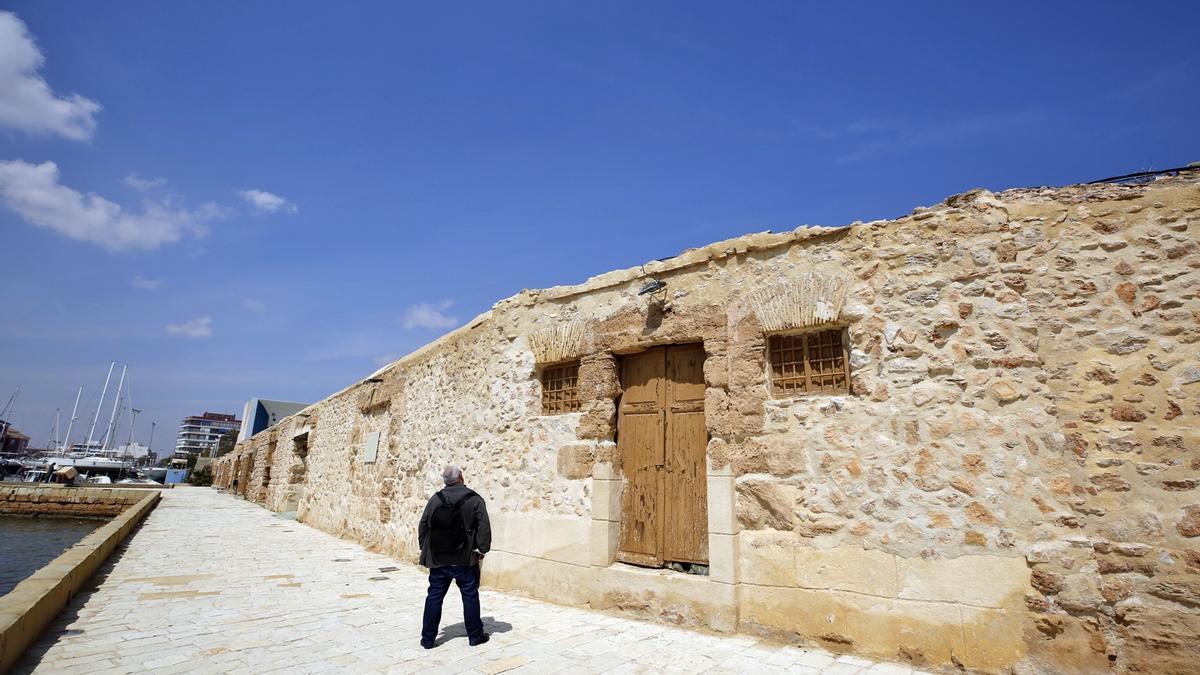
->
xmin=17 ymin=486 xmax=927 ymax=675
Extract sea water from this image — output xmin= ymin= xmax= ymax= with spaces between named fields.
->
xmin=0 ymin=516 xmax=104 ymax=596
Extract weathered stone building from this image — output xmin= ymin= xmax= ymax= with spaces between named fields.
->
xmin=214 ymin=173 xmax=1199 ymax=673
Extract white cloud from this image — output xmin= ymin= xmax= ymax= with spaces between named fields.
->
xmin=123 ymin=174 xmax=166 ymax=192
xmin=166 ymin=316 xmax=212 ymax=338
xmin=131 ymin=276 xmax=161 ymax=290
xmin=0 ymin=12 xmax=101 ymax=141
xmin=0 ymin=159 xmax=215 ymax=251
xmin=402 ymin=301 xmax=458 ymax=330
xmin=242 ymin=297 xmax=266 ymax=312
xmin=194 ymin=201 xmax=233 ymax=220
xmin=238 ymin=188 xmax=297 ymax=214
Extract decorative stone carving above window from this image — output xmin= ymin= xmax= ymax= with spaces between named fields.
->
xmin=358 ymin=377 xmax=402 ymax=414
xmin=750 ymin=272 xmax=850 ymax=332
xmin=529 ymin=320 xmax=586 ymax=365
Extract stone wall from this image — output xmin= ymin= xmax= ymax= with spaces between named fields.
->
xmin=0 ymin=485 xmax=157 ymax=518
xmin=214 ymin=173 xmax=1200 ymax=673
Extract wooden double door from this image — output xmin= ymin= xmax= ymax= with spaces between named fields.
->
xmin=616 ymin=344 xmax=709 ymax=567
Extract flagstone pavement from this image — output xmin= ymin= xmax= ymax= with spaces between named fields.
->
xmin=16 ymin=486 xmax=931 ymax=675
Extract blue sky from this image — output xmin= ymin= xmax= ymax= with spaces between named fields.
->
xmin=0 ymin=2 xmax=1196 ymax=453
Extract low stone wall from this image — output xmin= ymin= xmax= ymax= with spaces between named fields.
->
xmin=0 ymin=487 xmax=160 ymax=671
xmin=0 ymin=484 xmax=164 ymax=518
xmin=480 ymin=516 xmax=1030 ymax=670
xmin=737 ymin=533 xmax=1029 ymax=668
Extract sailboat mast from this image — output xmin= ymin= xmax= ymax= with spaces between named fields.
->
xmin=0 ymin=386 xmax=18 ymax=418
xmin=126 ymin=408 xmax=139 ymax=446
xmin=125 ymin=377 xmax=136 ymax=446
xmin=102 ymin=364 xmax=127 ymax=452
xmin=86 ymin=362 xmax=116 ymax=447
xmin=62 ymin=386 xmax=83 ymax=452
xmin=0 ymin=386 xmax=17 ymax=443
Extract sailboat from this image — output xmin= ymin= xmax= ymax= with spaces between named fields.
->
xmin=37 ymin=362 xmax=153 ymax=482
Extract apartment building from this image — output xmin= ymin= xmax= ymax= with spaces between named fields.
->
xmin=174 ymin=412 xmax=240 ymax=458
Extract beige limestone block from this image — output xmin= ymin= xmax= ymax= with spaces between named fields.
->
xmin=853 ymin=595 xmax=965 ymax=667
xmin=959 ymin=606 xmax=1027 ymax=672
xmin=577 ymin=351 xmax=619 ymax=400
xmin=794 ymin=546 xmax=899 ymax=597
xmin=740 ymin=530 xmax=797 ymax=587
xmin=557 ymin=444 xmax=596 ymax=479
xmin=523 ymin=514 xmax=592 ymax=566
xmin=740 ymin=585 xmax=965 ymax=666
xmin=480 ymin=550 xmax=517 ymax=589
xmin=589 ymin=519 xmax=619 ymax=567
xmin=576 ymin=399 xmax=616 ymax=440
xmin=706 ymin=474 xmax=738 ymax=536
xmin=593 ymin=459 xmax=618 ymax=481
xmin=596 ymin=564 xmax=740 ymax=632
xmin=490 ymin=512 xmax=532 ymax=557
xmin=505 ymin=554 xmax=597 ymax=607
xmin=897 ymin=554 xmax=1029 ymax=609
xmin=591 ymin=478 xmax=621 ymax=522
xmin=708 ymin=532 xmax=740 ymax=585
xmin=706 ymin=451 xmax=733 ymax=478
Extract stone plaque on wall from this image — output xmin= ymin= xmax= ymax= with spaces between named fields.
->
xmin=362 ymin=431 xmax=380 ymax=464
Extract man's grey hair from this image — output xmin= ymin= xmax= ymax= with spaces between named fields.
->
xmin=442 ymin=465 xmax=462 ymax=486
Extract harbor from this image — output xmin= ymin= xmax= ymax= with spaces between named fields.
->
xmin=1 ymin=362 xmax=202 ymax=487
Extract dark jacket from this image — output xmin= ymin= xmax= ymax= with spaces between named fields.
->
xmin=418 ymin=484 xmax=491 ymax=568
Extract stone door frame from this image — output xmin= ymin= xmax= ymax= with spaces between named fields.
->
xmin=612 ymin=343 xmax=710 ymax=568
xmin=583 ymin=328 xmax=740 ymax=585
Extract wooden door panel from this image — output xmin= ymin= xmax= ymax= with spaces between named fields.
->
xmin=616 ymin=412 xmax=662 ymax=565
xmin=668 ymin=345 xmax=706 ymax=404
xmin=617 ymin=349 xmax=665 ymax=566
xmin=620 ymin=350 xmax=662 ymax=406
xmin=663 ymin=409 xmax=708 ymax=563
xmin=664 ymin=345 xmax=709 ymax=564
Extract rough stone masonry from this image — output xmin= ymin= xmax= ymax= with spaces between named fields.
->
xmin=214 ymin=172 xmax=1200 ymax=674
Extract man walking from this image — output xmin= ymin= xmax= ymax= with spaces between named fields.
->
xmin=418 ymin=465 xmax=492 ymax=649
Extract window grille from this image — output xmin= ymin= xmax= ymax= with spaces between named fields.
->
xmin=768 ymin=328 xmax=849 ymax=397
xmin=541 ymin=361 xmax=581 ymax=415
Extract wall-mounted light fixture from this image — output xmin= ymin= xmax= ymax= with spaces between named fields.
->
xmin=638 ymin=278 xmax=667 ymax=295
xmin=637 ymin=265 xmax=667 ymax=296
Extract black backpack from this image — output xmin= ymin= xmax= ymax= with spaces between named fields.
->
xmin=428 ymin=489 xmax=476 ymax=554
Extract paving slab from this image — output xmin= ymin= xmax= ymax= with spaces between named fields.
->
xmin=14 ymin=486 xmax=930 ymax=674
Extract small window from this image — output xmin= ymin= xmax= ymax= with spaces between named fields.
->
xmin=768 ymin=328 xmax=849 ymax=397
xmin=541 ymin=361 xmax=581 ymax=414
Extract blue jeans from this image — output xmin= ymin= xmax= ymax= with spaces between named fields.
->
xmin=421 ymin=564 xmax=483 ymax=645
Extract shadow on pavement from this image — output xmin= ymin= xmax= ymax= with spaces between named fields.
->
xmin=434 ymin=616 xmax=514 ymax=645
